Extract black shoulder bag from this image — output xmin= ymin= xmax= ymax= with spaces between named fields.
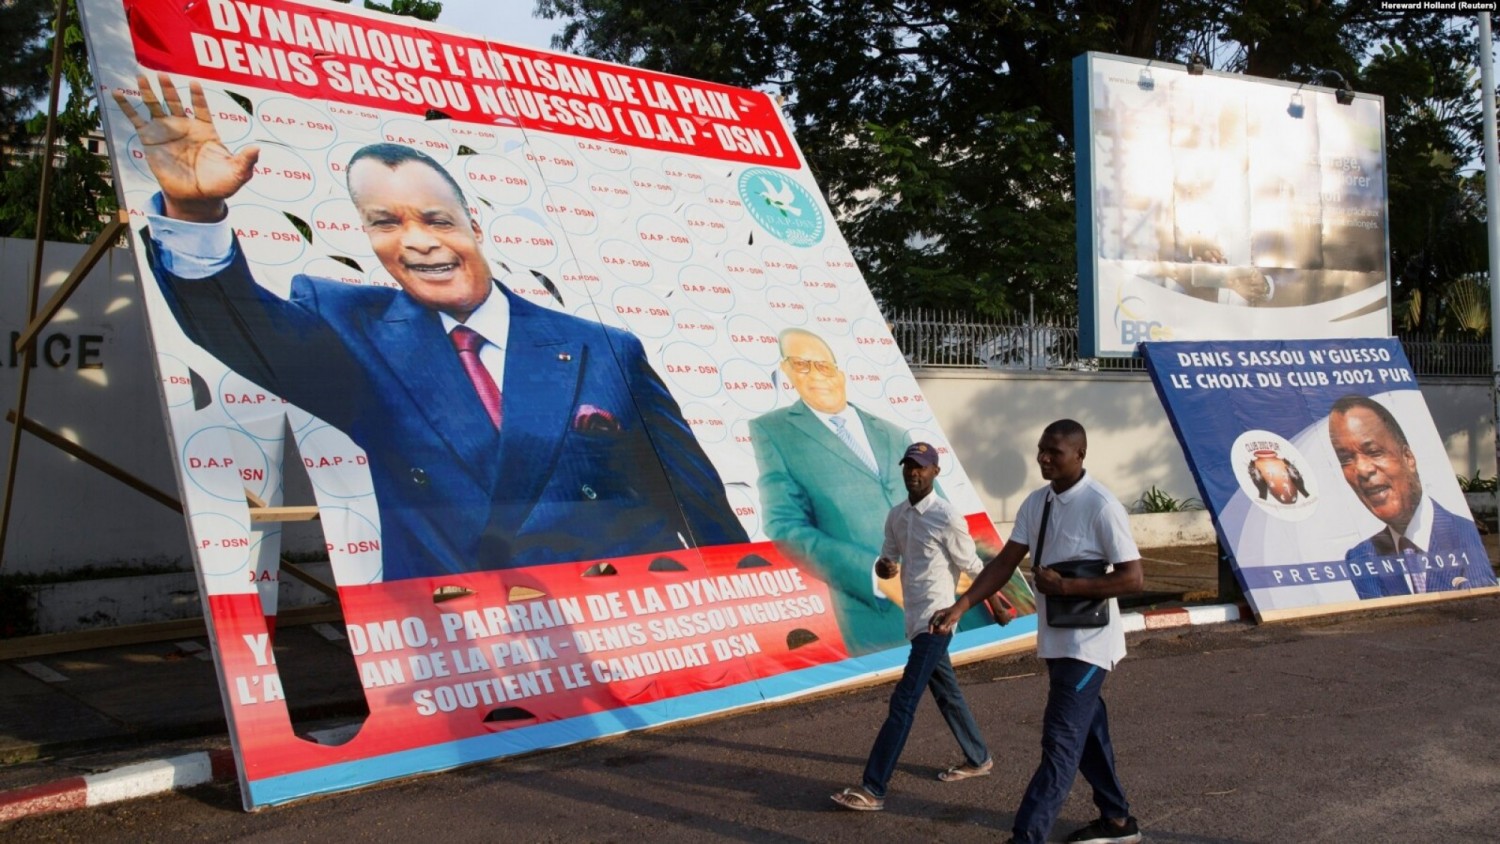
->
xmin=1033 ymin=495 xmax=1111 ymax=629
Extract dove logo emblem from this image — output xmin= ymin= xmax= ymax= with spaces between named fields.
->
xmin=738 ymin=167 xmax=826 ymax=247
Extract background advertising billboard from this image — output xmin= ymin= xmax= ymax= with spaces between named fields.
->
xmin=1143 ymin=338 xmax=1496 ymax=622
xmin=77 ymin=0 xmax=1035 ymax=808
xmin=1075 ymin=53 xmax=1391 ymax=357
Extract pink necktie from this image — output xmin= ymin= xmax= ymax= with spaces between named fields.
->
xmin=450 ymin=325 xmax=502 ymax=429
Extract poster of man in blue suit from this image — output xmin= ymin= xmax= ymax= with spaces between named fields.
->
xmin=1143 ymin=338 xmax=1496 ymax=621
xmin=80 ymin=0 xmax=1046 ymax=809
xmin=1328 ymin=395 xmax=1492 ymax=599
xmin=116 ymin=73 xmax=748 ymax=581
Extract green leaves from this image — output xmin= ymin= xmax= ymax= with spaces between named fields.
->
xmin=1133 ymin=485 xmax=1203 ymax=514
xmin=0 ymin=1 xmax=116 ymax=243
xmin=329 ymin=0 xmax=444 ymax=22
xmin=547 ymin=1 xmax=1489 ymax=323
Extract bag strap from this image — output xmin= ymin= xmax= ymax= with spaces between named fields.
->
xmin=1032 ymin=495 xmax=1052 ymax=571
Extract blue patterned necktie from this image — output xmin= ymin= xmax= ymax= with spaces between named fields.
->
xmin=1398 ymin=537 xmax=1427 ymax=593
xmin=829 ymin=415 xmax=878 ymax=474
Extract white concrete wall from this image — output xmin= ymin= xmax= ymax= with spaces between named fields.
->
xmin=0 ymin=238 xmax=190 ymax=574
xmin=916 ymin=369 xmax=1200 ymax=527
xmin=914 ymin=368 xmax=1496 ymax=532
xmin=0 ymin=238 xmax=325 ymax=576
xmin=0 ymin=237 xmax=1492 ymax=575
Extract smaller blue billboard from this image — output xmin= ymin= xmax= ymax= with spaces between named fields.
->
xmin=1143 ymin=338 xmax=1495 ymax=620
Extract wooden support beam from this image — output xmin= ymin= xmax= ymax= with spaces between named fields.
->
xmin=249 ymin=505 xmax=321 ymax=523
xmin=0 ymin=0 xmax=75 ymax=570
xmin=280 ymin=558 xmax=338 ymax=599
xmin=241 ymin=489 xmax=335 ymax=595
xmin=0 ymin=604 xmax=344 ymax=661
xmin=4 ymin=411 xmax=181 ymax=513
xmin=14 ymin=211 xmax=130 ymax=355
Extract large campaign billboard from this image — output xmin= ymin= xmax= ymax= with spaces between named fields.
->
xmin=1143 ymin=339 xmax=1497 ymax=621
xmin=77 ymin=0 xmax=1035 ymax=808
xmin=1075 ymin=53 xmax=1391 ymax=357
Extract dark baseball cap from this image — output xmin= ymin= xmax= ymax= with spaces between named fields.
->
xmin=901 ymin=442 xmax=939 ymax=468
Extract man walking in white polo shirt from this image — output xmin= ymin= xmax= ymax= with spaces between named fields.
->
xmin=933 ymin=419 xmax=1144 ymax=844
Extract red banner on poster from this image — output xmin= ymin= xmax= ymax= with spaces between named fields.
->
xmin=122 ymin=0 xmax=798 ymax=167
xmin=209 ymin=543 xmax=844 ymax=782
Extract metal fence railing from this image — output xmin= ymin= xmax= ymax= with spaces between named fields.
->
xmin=888 ymin=311 xmax=1490 ymax=377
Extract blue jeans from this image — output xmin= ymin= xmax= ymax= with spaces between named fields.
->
xmin=861 ymin=632 xmax=988 ymax=798
xmin=1012 ymin=658 xmax=1131 ymax=842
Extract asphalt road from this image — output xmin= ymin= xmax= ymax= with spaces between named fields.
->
xmin=6 ymin=594 xmax=1497 ymax=843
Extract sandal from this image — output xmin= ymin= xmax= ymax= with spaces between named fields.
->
xmin=938 ymin=757 xmax=993 ymax=782
xmin=830 ymin=786 xmax=885 ymax=811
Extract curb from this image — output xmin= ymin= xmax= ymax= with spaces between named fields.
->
xmin=0 ymin=603 xmax=1249 ymax=823
xmin=1124 ymin=601 xmax=1249 ymax=632
xmin=0 ymin=748 xmax=235 ymax=823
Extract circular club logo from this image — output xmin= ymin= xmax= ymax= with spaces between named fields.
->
xmin=760 ymin=246 xmax=801 ymax=286
xmin=448 ymin=121 xmax=502 ymax=152
xmin=382 ymin=118 xmax=454 ymax=164
xmin=311 ymin=198 xmax=372 ymax=257
xmin=882 ymin=375 xmax=931 ymax=423
xmin=257 ymin=98 xmax=338 ymax=149
xmin=680 ymin=402 xmax=729 ymax=444
xmin=488 ymin=213 xmax=561 ymax=267
xmin=842 ymin=355 xmax=885 ymax=400
xmin=662 ymin=156 xmax=707 ymax=193
xmin=544 ymin=187 xmax=600 ymax=237
xmin=1230 ymin=430 xmax=1319 ymax=521
xmin=587 ymin=172 xmax=634 ymax=209
xmin=727 ymin=486 xmax=761 ymax=538
xmin=464 ymin=155 xmax=534 ymax=205
xmin=672 ymin=309 xmax=720 ymax=347
xmin=738 ymin=167 xmax=825 ymax=247
xmin=558 ymin=259 xmax=606 ymax=300
xmin=228 ymin=205 xmax=308 ymax=267
xmin=684 ymin=204 xmax=730 ymax=245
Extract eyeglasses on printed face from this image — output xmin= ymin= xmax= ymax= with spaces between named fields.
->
xmin=783 ymin=356 xmax=839 ymax=376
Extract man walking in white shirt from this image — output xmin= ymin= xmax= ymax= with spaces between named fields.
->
xmin=830 ymin=442 xmax=993 ymax=811
xmin=933 ymin=420 xmax=1144 ymax=844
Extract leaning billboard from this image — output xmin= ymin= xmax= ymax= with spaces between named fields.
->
xmin=1143 ymin=338 xmax=1496 ymax=621
xmin=78 ymin=0 xmax=1035 ymax=809
xmin=1075 ymin=52 xmax=1391 ymax=358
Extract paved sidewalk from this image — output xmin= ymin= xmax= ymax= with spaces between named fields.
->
xmin=0 ymin=542 xmax=1349 ymax=822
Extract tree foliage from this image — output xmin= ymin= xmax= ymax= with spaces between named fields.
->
xmin=0 ymin=1 xmax=443 ymax=244
xmin=539 ymin=0 xmax=1489 ymax=325
xmin=332 ymin=0 xmax=443 ymax=22
xmin=0 ymin=0 xmax=116 ymax=243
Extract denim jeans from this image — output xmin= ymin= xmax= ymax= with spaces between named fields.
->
xmin=1012 ymin=657 xmax=1131 ymax=843
xmin=861 ymin=632 xmax=988 ymax=798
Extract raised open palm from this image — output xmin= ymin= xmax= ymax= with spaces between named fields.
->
xmin=112 ymin=72 xmax=261 ymax=222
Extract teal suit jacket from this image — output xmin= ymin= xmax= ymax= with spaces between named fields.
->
xmin=749 ymin=400 xmax=914 ymax=654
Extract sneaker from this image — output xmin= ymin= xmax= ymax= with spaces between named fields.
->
xmin=1066 ymin=816 xmax=1141 ymax=844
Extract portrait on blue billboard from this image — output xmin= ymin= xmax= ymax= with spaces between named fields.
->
xmin=1143 ymin=338 xmax=1496 ymax=620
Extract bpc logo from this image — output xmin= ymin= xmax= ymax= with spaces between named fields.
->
xmin=1114 ymin=294 xmax=1172 ymax=344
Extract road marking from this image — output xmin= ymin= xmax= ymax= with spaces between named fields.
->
xmin=175 ymin=641 xmax=213 ymax=662
xmin=17 ymin=662 xmax=68 ymax=683
xmin=1140 ymin=556 xmax=1188 ymax=567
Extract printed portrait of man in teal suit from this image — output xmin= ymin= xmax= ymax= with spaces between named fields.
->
xmin=749 ymin=328 xmax=1026 ymax=656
